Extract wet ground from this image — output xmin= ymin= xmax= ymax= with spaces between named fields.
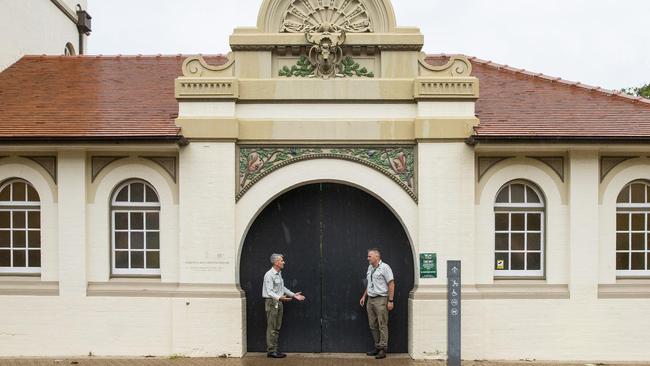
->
xmin=0 ymin=355 xmax=646 ymax=366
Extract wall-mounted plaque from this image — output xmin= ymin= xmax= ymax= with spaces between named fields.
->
xmin=419 ymin=253 xmax=437 ymax=278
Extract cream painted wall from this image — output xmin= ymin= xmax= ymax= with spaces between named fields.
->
xmin=178 ymin=142 xmax=238 ymax=284
xmin=3 ymin=145 xmax=650 ymax=360
xmin=0 ymin=0 xmax=87 ymax=71
xmin=2 ymin=146 xmax=650 ymax=360
xmin=410 ymin=151 xmax=650 ymax=362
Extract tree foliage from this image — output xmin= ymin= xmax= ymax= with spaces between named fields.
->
xmin=622 ymin=83 xmax=650 ymax=99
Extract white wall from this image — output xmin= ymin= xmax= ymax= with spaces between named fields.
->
xmin=3 ymin=147 xmax=650 ymax=360
xmin=0 ymin=0 xmax=87 ymax=71
xmin=407 ymin=152 xmax=650 ymax=362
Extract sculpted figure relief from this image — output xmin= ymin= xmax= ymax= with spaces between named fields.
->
xmin=306 ymin=25 xmax=346 ymax=79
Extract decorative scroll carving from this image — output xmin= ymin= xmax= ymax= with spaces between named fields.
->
xmin=181 ymin=54 xmax=235 ymax=77
xmin=143 ymin=157 xmax=177 ymax=182
xmin=281 ymin=0 xmax=373 ymax=33
xmin=477 ymin=157 xmax=513 ymax=181
xmin=91 ymin=156 xmax=128 ymax=182
xmin=600 ymin=156 xmax=638 ymax=182
xmin=530 ymin=157 xmax=565 ymax=182
xmin=21 ymin=156 xmax=57 ymax=184
xmin=238 ymin=146 xmax=416 ymax=201
xmin=418 ymin=53 xmax=473 ymax=77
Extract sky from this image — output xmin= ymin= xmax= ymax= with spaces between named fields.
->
xmin=87 ymin=0 xmax=650 ymax=90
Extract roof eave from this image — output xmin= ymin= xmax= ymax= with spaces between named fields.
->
xmin=0 ymin=135 xmax=188 ymax=146
xmin=467 ymin=135 xmax=650 ymax=145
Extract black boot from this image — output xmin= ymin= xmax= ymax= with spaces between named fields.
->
xmin=375 ymin=348 xmax=386 ymax=359
xmin=366 ymin=348 xmax=380 ymax=356
xmin=267 ymin=351 xmax=287 ymax=358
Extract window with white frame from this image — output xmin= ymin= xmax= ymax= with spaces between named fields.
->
xmin=494 ymin=181 xmax=545 ymax=277
xmin=111 ymin=180 xmax=160 ymax=276
xmin=616 ymin=180 xmax=650 ymax=276
xmin=0 ymin=179 xmax=41 ymax=274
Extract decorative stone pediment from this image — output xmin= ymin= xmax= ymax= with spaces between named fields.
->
xmin=257 ymin=0 xmax=395 ymax=33
xmin=281 ymin=0 xmax=373 ymax=33
xmin=175 ymin=0 xmax=479 ymax=100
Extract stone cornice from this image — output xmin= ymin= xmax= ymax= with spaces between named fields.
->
xmin=229 ymin=32 xmax=423 ymax=50
xmin=414 ymin=77 xmax=479 ymax=99
xmin=175 ymin=78 xmax=478 ymax=101
xmin=175 ymin=78 xmax=239 ymax=99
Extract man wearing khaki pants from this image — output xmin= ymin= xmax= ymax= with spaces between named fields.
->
xmin=359 ymin=248 xmax=395 ymax=359
xmin=262 ymin=253 xmax=305 ymax=358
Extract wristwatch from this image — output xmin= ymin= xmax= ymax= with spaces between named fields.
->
xmin=388 ymin=299 xmax=394 ymax=302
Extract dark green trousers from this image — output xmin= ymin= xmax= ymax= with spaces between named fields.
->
xmin=265 ymin=298 xmax=284 ymax=352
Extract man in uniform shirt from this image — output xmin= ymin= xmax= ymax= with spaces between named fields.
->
xmin=262 ymin=253 xmax=305 ymax=358
xmin=359 ymin=248 xmax=395 ymax=359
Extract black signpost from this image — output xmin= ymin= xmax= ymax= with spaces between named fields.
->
xmin=447 ymin=260 xmax=461 ymax=366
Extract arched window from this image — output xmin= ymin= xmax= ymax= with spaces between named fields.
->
xmin=494 ymin=181 xmax=545 ymax=277
xmin=111 ymin=180 xmax=160 ymax=276
xmin=0 ymin=179 xmax=41 ymax=274
xmin=616 ymin=180 xmax=650 ymax=275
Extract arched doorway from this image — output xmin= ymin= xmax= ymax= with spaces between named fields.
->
xmin=240 ymin=183 xmax=414 ymax=353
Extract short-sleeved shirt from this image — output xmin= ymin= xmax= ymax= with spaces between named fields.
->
xmin=262 ymin=267 xmax=295 ymax=301
xmin=366 ymin=260 xmax=394 ymax=297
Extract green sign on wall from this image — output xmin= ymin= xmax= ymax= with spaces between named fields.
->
xmin=419 ymin=253 xmax=437 ymax=278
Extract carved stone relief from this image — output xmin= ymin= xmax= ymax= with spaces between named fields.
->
xmin=281 ymin=0 xmax=373 ymax=33
xmin=238 ymin=146 xmax=416 ymax=201
xmin=279 ymin=55 xmax=374 ymax=78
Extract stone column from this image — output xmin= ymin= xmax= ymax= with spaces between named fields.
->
xmin=57 ymin=150 xmax=87 ymax=297
xmin=173 ymin=100 xmax=243 ymax=357
xmin=410 ymin=99 xmax=477 ymax=359
xmin=568 ymin=150 xmax=600 ymax=300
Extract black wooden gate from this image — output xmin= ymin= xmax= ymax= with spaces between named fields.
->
xmin=239 ymin=183 xmax=414 ymax=353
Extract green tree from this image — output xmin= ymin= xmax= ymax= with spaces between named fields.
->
xmin=622 ymin=83 xmax=650 ymax=99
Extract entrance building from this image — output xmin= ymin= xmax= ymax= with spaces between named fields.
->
xmin=2 ymin=0 xmax=650 ymax=362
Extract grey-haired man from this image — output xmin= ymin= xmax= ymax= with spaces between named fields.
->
xmin=359 ymin=248 xmax=395 ymax=359
xmin=262 ymin=253 xmax=306 ymax=358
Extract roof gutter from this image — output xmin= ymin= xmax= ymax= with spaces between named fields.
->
xmin=0 ymin=135 xmax=188 ymax=146
xmin=466 ymin=135 xmax=650 ymax=145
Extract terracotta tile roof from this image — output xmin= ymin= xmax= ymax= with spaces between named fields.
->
xmin=1 ymin=54 xmax=649 ymax=142
xmin=0 ymin=54 xmax=226 ymax=141
xmin=426 ymin=55 xmax=650 ymax=142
